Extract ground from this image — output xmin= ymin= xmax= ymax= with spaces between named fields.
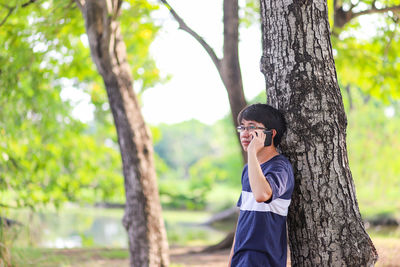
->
xmin=170 ymin=246 xmax=229 ymax=267
xmin=18 ymin=238 xmax=399 ymax=267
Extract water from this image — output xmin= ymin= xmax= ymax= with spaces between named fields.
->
xmin=3 ymin=206 xmax=398 ymax=249
xmin=4 ymin=205 xmax=229 ymax=248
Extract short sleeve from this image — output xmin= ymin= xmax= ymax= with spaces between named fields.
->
xmin=263 ymin=163 xmax=290 ymax=203
xmin=237 ymin=165 xmax=247 ymax=207
xmin=236 ymin=192 xmax=242 ymax=207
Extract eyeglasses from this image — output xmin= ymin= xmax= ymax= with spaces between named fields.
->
xmin=236 ymin=125 xmax=268 ymax=133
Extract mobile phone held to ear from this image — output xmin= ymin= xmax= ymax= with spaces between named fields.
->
xmin=263 ymin=130 xmax=273 ymax=146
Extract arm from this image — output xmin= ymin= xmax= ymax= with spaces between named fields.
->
xmin=247 ymin=151 xmax=273 ymax=202
xmin=228 ymin=218 xmax=238 ymax=266
xmin=228 ymin=232 xmax=236 ymax=266
xmin=247 ymin=130 xmax=273 ymax=202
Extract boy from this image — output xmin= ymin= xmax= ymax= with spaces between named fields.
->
xmin=228 ymin=104 xmax=294 ymax=267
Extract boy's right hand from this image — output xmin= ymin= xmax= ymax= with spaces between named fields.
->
xmin=248 ymin=130 xmax=266 ymax=155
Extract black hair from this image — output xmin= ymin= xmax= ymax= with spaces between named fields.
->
xmin=237 ymin=103 xmax=287 ymax=146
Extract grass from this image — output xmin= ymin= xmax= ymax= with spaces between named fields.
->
xmin=368 ymin=225 xmax=400 ymax=239
xmin=9 ymin=247 xmax=130 ymax=266
xmin=2 ymin=202 xmax=399 ymax=266
xmin=4 ymin=235 xmax=400 ymax=267
xmin=8 ymin=247 xmax=186 ymax=267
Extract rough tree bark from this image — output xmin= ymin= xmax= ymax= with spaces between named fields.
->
xmin=75 ymin=1 xmax=169 ymax=266
xmin=260 ymin=0 xmax=378 ymax=266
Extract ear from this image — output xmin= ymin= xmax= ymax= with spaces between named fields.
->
xmin=271 ymin=129 xmax=277 ymax=138
xmin=270 ymin=129 xmax=277 ymax=146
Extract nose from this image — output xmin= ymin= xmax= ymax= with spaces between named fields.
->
xmin=240 ymin=130 xmax=251 ymax=138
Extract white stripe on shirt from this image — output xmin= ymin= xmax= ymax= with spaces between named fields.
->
xmin=240 ymin=191 xmax=291 ymax=216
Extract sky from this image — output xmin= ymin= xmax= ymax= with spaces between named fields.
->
xmin=62 ymin=0 xmax=264 ymax=125
xmin=140 ymin=3 xmax=395 ymax=125
xmin=140 ymin=0 xmax=266 ymax=125
xmin=62 ymin=1 xmax=394 ymax=125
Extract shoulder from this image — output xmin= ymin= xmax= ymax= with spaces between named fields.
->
xmin=262 ymin=154 xmax=291 ymax=170
xmin=262 ymin=155 xmax=294 ymax=181
xmin=274 ymin=154 xmax=291 ymax=165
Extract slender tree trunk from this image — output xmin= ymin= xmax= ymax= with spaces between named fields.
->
xmin=344 ymin=85 xmax=353 ymax=110
xmin=75 ymin=1 xmax=169 ymax=266
xmin=221 ymin=0 xmax=248 ymax=162
xmin=260 ymin=0 xmax=378 ymax=266
xmin=161 ymin=0 xmax=247 ymax=162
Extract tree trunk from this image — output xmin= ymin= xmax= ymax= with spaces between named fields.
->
xmin=221 ymin=0 xmax=248 ymax=162
xmin=344 ymin=85 xmax=353 ymax=110
xmin=75 ymin=1 xmax=169 ymax=266
xmin=161 ymin=0 xmax=248 ymax=162
xmin=259 ymin=0 xmax=378 ymax=266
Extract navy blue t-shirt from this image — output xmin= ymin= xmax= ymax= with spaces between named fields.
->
xmin=232 ymin=154 xmax=294 ymax=267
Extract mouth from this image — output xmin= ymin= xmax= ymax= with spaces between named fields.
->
xmin=241 ymin=140 xmax=251 ymax=146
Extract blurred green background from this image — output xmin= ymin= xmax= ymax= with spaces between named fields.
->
xmin=1 ymin=0 xmax=399 ymax=266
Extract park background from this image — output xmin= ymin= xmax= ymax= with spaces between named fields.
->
xmin=1 ymin=0 xmax=399 ymax=266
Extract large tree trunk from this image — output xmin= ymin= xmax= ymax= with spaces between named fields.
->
xmin=260 ymin=0 xmax=378 ymax=266
xmin=75 ymin=1 xmax=169 ymax=266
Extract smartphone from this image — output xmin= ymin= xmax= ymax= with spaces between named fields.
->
xmin=263 ymin=130 xmax=273 ymax=146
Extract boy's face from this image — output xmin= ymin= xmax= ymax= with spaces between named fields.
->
xmin=239 ymin=119 xmax=266 ymax=152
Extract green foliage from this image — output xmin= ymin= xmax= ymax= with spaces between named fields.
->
xmin=0 ymin=0 xmax=100 ymax=208
xmin=0 ymin=0 xmax=164 ymax=209
xmin=251 ymin=90 xmax=267 ymax=104
xmin=0 ymin=224 xmax=12 ymax=267
xmin=163 ymin=210 xmax=225 ymax=246
xmin=153 ymin=117 xmax=243 ymax=210
xmin=120 ymin=0 xmax=170 ymax=94
xmin=159 ymin=178 xmax=208 ymax=210
xmin=239 ymin=0 xmax=260 ymax=28
xmin=206 ymin=184 xmax=241 ymax=212
xmin=346 ymin=91 xmax=400 ymax=218
xmin=152 ymin=89 xmax=399 ymax=217
xmin=1 ymin=0 xmax=398 ymax=223
xmin=155 ymin=120 xmax=215 ymax=173
xmin=240 ymin=0 xmax=400 ymax=102
xmin=236 ymin=0 xmax=400 ymax=217
xmin=9 ymin=247 xmax=130 ymax=267
xmin=333 ymin=14 xmax=400 ymax=102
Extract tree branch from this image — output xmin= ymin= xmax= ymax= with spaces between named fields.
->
xmin=0 ymin=5 xmax=14 ymax=26
xmin=0 ymin=0 xmax=38 ymax=26
xmin=159 ymin=0 xmax=221 ymax=70
xmin=335 ymin=4 xmax=400 ymax=29
xmin=0 ymin=203 xmax=18 ymax=209
xmin=74 ymin=0 xmax=84 ymax=10
xmin=353 ymin=5 xmax=400 ymax=19
xmin=384 ymin=19 xmax=398 ymax=58
xmin=21 ymin=0 xmax=38 ymax=8
xmin=371 ymin=0 xmax=377 ymax=10
xmin=349 ymin=0 xmax=359 ymax=11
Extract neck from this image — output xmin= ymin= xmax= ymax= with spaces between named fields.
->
xmin=257 ymin=146 xmax=279 ymax=164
